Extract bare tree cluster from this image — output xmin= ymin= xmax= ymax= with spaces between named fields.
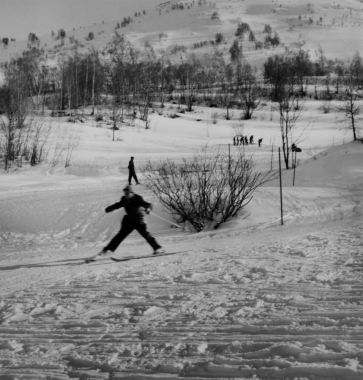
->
xmin=263 ymin=49 xmax=363 ymax=168
xmin=0 ymin=33 xmax=361 ymax=166
xmin=0 ymin=65 xmax=52 ymax=170
xmin=141 ymin=147 xmax=277 ymax=232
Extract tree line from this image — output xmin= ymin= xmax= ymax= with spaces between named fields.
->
xmin=0 ymin=31 xmax=362 ymax=170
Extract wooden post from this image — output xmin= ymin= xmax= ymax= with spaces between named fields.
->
xmin=279 ymin=147 xmax=283 ymax=225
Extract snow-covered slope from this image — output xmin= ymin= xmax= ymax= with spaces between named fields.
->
xmin=0 ymin=121 xmax=362 ymax=378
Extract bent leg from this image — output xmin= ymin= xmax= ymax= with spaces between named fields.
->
xmin=105 ymin=221 xmax=134 ymax=252
xmin=136 ymin=223 xmax=161 ymax=251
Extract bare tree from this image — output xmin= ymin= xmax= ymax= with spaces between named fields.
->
xmin=176 ymin=53 xmax=202 ymax=112
xmin=50 ymin=126 xmax=80 ymax=167
xmin=336 ymin=69 xmax=361 ymax=141
xmin=274 ymin=82 xmax=306 ymax=169
xmin=0 ymin=78 xmax=52 ymax=170
xmin=26 ymin=118 xmax=52 ymax=166
xmin=137 ymin=44 xmax=157 ymax=129
xmin=236 ymin=61 xmax=261 ymax=120
xmin=141 ymin=146 xmax=277 ymax=232
xmin=64 ymin=127 xmax=80 ymax=167
xmin=102 ymin=34 xmax=130 ymax=139
xmin=0 ymin=67 xmax=30 ymax=170
xmin=215 ymin=54 xmax=234 ymax=120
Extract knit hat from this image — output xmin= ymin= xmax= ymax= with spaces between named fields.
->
xmin=123 ymin=185 xmax=134 ymax=193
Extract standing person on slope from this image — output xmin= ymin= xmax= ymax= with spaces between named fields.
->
xmin=128 ymin=156 xmax=139 ymax=185
xmin=93 ymin=185 xmax=164 ymax=260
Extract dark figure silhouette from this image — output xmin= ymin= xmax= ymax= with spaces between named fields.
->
xmin=258 ymin=138 xmax=263 ymax=147
xmin=245 ymin=136 xmax=248 ymax=145
xmin=99 ymin=185 xmax=163 ymax=256
xmin=240 ymin=136 xmax=244 ymax=145
xmin=233 ymin=136 xmax=236 ymax=145
xmin=250 ymin=135 xmax=254 ymax=144
xmin=128 ymin=156 xmax=139 ymax=185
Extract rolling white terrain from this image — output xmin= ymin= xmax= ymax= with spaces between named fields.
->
xmin=0 ymin=103 xmax=362 ymax=379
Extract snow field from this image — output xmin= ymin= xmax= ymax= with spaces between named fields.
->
xmin=0 ymin=217 xmax=362 ymax=379
xmin=0 ymin=104 xmax=362 ymax=378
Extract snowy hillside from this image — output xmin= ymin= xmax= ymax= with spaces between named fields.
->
xmin=0 ymin=106 xmax=362 ymax=379
xmin=1 ymin=0 xmax=363 ymax=65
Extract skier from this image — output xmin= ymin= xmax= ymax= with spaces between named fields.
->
xmin=258 ymin=138 xmax=263 ymax=147
xmin=244 ymin=136 xmax=248 ymax=145
xmin=128 ymin=156 xmax=139 ymax=185
xmin=90 ymin=185 xmax=164 ymax=261
xmin=233 ymin=136 xmax=236 ymax=145
xmin=240 ymin=136 xmax=244 ymax=145
xmin=250 ymin=135 xmax=254 ymax=144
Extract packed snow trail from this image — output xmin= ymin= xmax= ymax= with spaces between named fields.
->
xmin=0 ymin=214 xmax=362 ymax=379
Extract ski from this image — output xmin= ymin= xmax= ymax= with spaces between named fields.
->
xmin=110 ymin=250 xmax=191 ymax=262
xmin=84 ymin=252 xmax=108 ymax=264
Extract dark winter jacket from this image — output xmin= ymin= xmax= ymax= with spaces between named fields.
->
xmin=128 ymin=160 xmax=135 ymax=172
xmin=105 ymin=194 xmax=152 ymax=222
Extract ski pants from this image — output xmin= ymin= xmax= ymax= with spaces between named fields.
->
xmin=105 ymin=216 xmax=161 ymax=252
xmin=128 ymin=170 xmax=139 ymax=185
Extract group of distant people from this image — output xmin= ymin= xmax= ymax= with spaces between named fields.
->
xmin=233 ymin=135 xmax=253 ymax=146
xmin=233 ymin=135 xmax=263 ymax=147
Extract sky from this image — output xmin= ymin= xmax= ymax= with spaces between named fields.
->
xmin=0 ymin=0 xmax=161 ymax=40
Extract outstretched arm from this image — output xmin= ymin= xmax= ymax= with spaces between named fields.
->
xmin=105 ymin=198 xmax=125 ymax=213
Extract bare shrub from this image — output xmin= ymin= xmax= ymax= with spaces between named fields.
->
xmin=141 ymin=146 xmax=277 ymax=232
xmin=64 ymin=128 xmax=80 ymax=167
xmin=51 ymin=126 xmax=80 ymax=167
xmin=0 ymin=103 xmax=52 ymax=170
xmin=26 ymin=118 xmax=52 ymax=166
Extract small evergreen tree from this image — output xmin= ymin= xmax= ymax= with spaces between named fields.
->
xmin=86 ymin=32 xmax=95 ymax=41
xmin=263 ymin=24 xmax=272 ymax=33
xmin=215 ymin=33 xmax=223 ymax=44
xmin=57 ymin=29 xmax=66 ymax=39
xmin=229 ymin=39 xmax=242 ymax=62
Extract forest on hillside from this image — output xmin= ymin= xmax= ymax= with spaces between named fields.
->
xmin=0 ymin=30 xmax=362 ymax=171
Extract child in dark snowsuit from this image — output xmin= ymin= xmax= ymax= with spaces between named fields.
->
xmin=100 ymin=185 xmax=163 ymax=256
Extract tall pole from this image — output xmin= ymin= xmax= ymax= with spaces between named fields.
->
xmin=270 ymin=145 xmax=274 ymax=171
xmin=228 ymin=143 xmax=231 ymax=175
xmin=279 ymin=147 xmax=283 ymax=225
xmin=293 ymin=150 xmax=297 ymax=186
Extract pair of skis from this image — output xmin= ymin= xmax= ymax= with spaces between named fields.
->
xmin=85 ymin=250 xmax=190 ymax=263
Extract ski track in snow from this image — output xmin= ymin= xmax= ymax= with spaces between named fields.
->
xmin=0 ymin=213 xmax=362 ymax=379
